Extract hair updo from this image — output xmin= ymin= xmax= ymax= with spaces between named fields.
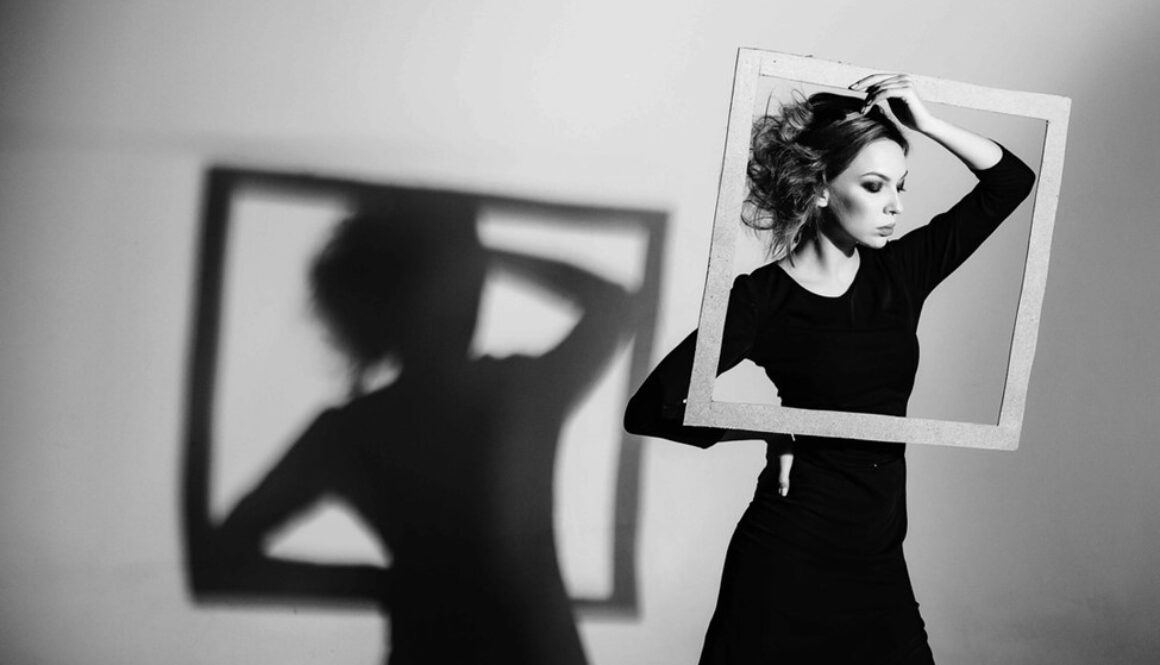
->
xmin=743 ymin=92 xmax=909 ymax=259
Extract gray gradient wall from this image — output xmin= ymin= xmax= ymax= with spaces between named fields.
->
xmin=2 ymin=1 xmax=1157 ymax=663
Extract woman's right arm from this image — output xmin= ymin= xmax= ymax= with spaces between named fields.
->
xmin=624 ymin=331 xmax=725 ymax=447
xmin=624 ymin=273 xmax=760 ymax=448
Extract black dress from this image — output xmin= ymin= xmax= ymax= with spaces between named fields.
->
xmin=624 ymin=146 xmax=1036 ymax=664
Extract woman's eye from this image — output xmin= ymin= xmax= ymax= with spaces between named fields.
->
xmin=863 ymin=183 xmax=882 ymax=193
xmin=898 ymin=184 xmax=907 ymax=193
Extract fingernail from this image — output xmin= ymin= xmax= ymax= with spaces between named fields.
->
xmin=779 ymin=487 xmax=787 ymax=497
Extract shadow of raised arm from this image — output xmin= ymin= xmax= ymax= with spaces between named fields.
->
xmin=490 ymin=249 xmax=634 ymax=400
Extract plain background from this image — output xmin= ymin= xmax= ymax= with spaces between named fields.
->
xmin=2 ymin=1 xmax=1158 ymax=663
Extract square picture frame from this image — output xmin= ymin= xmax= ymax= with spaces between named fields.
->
xmin=684 ymin=48 xmax=1070 ymax=450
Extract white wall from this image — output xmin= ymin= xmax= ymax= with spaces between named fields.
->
xmin=2 ymin=1 xmax=1158 ymax=663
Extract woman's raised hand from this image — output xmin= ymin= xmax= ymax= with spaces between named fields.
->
xmin=849 ymin=74 xmax=935 ymax=133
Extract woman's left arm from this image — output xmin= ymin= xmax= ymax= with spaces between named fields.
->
xmin=851 ymin=74 xmax=1037 ymax=298
xmin=851 ymin=74 xmax=1002 ymax=170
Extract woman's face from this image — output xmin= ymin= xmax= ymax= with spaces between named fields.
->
xmin=819 ymin=139 xmax=907 ymax=250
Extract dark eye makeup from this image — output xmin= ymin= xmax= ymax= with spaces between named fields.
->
xmin=862 ymin=180 xmax=907 ymax=193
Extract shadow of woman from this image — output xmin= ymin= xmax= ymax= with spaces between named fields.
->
xmin=184 ymin=195 xmax=631 ymax=664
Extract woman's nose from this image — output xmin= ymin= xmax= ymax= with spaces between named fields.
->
xmin=886 ymin=190 xmax=903 ymax=215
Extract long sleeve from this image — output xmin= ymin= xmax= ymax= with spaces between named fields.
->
xmin=624 ymin=273 xmax=760 ymax=448
xmin=889 ymin=144 xmax=1037 ymax=300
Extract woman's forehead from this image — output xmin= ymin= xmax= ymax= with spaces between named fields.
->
xmin=841 ymin=140 xmax=908 ymax=179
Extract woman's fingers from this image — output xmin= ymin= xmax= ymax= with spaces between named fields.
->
xmin=765 ymin=435 xmax=795 ymax=497
xmin=849 ymin=73 xmax=908 ymax=91
xmin=852 ymin=73 xmax=916 ymax=111
xmin=864 ymin=81 xmax=914 ymax=95
xmin=853 ymin=74 xmax=932 ymax=131
xmin=777 ymin=449 xmax=794 ymax=497
xmin=860 ymin=81 xmax=916 ymax=107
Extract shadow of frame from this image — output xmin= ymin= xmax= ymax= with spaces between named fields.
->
xmin=180 ymin=165 xmax=667 ymax=661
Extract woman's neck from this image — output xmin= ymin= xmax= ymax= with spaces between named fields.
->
xmin=783 ymin=231 xmax=859 ymax=281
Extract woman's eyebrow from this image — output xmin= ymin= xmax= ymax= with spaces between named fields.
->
xmin=861 ymin=170 xmax=909 ymax=181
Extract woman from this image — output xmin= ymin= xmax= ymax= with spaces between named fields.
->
xmin=624 ymin=74 xmax=1036 ymax=663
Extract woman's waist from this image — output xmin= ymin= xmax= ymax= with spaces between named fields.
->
xmin=768 ymin=434 xmax=907 ymax=467
xmin=735 ymin=501 xmax=907 ymax=561
xmin=740 ymin=453 xmax=909 ymax=558
xmin=760 ymin=447 xmax=907 ymax=505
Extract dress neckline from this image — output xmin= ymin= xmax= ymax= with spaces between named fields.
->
xmin=775 ymin=250 xmax=863 ymax=299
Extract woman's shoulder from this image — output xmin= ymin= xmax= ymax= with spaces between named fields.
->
xmin=725 ymin=261 xmax=795 ymax=317
xmin=858 ymin=242 xmax=912 ymax=281
xmin=730 ymin=261 xmax=785 ymax=299
xmin=739 ymin=260 xmax=789 ymax=288
xmin=749 ymin=260 xmax=784 ymax=280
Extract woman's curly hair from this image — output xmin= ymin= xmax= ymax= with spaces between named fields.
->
xmin=743 ymin=92 xmax=909 ymax=260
